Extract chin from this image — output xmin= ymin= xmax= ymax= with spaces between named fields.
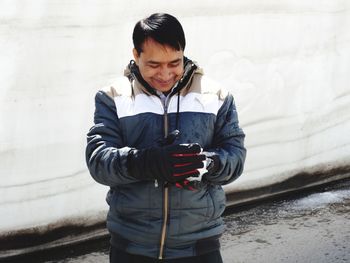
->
xmin=156 ymin=87 xmax=172 ymax=93
xmin=153 ymin=84 xmax=174 ymax=92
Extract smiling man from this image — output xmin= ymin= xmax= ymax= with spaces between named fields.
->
xmin=86 ymin=13 xmax=246 ymax=263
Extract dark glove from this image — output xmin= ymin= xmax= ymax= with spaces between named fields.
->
xmin=174 ymin=151 xmax=220 ymax=190
xmin=127 ymin=143 xmax=206 ymax=183
xmin=175 ymin=179 xmax=197 ymax=191
xmin=202 ymin=152 xmax=220 ymax=176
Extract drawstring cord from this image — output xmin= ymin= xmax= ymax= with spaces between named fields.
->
xmin=175 ymin=91 xmax=180 ymax=130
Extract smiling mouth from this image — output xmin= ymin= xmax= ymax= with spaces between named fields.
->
xmin=154 ymin=78 xmax=173 ymax=86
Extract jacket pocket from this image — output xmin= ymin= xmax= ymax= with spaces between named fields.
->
xmin=208 ymin=185 xmax=226 ymax=220
xmin=106 ymin=188 xmax=116 ymax=206
xmin=106 ymin=187 xmax=124 ymax=215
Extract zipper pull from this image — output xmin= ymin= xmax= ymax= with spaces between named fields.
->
xmin=154 ymin=179 xmax=159 ymax=188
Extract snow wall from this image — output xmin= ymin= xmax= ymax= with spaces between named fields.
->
xmin=1 ymin=0 xmax=350 ymax=254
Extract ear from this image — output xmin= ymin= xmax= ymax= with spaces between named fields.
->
xmin=132 ymin=48 xmax=140 ymax=64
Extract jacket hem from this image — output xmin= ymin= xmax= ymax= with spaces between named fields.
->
xmin=110 ymin=232 xmax=221 ymax=259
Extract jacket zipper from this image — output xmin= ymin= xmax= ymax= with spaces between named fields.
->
xmin=158 ymin=93 xmax=171 ymax=259
xmin=159 ymin=186 xmax=169 ymax=259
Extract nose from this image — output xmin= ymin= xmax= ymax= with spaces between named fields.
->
xmin=158 ymin=65 xmax=173 ymax=79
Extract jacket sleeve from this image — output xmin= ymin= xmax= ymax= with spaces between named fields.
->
xmin=85 ymin=91 xmax=139 ymax=186
xmin=204 ymin=93 xmax=246 ymax=185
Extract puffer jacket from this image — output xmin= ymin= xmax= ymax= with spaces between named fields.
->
xmin=86 ymin=58 xmax=246 ymax=259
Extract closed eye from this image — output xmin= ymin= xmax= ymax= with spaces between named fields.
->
xmin=149 ymin=64 xmax=159 ymax=69
xmin=169 ymin=62 xmax=180 ymax=67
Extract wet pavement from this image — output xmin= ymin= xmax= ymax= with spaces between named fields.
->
xmin=221 ymin=181 xmax=350 ymax=262
xmin=29 ymin=179 xmax=350 ymax=262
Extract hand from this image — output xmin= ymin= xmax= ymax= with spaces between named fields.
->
xmin=175 ymin=179 xmax=197 ymax=191
xmin=127 ymin=143 xmax=206 ymax=183
xmin=202 ymin=152 xmax=220 ymax=177
xmin=174 ymin=152 xmax=220 ymax=190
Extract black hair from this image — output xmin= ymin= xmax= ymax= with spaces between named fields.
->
xmin=132 ymin=13 xmax=186 ymax=54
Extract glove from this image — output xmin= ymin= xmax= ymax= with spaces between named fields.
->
xmin=174 ymin=151 xmax=220 ymax=191
xmin=127 ymin=143 xmax=206 ymax=183
xmin=202 ymin=152 xmax=220 ymax=176
xmin=175 ymin=179 xmax=197 ymax=191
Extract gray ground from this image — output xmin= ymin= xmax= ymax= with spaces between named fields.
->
xmin=221 ymin=186 xmax=350 ymax=262
xmin=49 ymin=180 xmax=350 ymax=263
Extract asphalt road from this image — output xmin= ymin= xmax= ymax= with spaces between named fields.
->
xmin=221 ymin=181 xmax=350 ymax=262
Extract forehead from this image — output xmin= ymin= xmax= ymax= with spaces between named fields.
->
xmin=140 ymin=38 xmax=183 ymax=62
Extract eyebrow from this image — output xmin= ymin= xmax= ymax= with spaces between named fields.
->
xmin=147 ymin=58 xmax=182 ymax=65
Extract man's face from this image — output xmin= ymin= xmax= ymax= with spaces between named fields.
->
xmin=133 ymin=38 xmax=184 ymax=93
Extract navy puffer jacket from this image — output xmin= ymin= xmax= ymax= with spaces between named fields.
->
xmin=86 ymin=59 xmax=246 ymax=259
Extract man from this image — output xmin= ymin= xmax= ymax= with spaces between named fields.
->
xmin=86 ymin=13 xmax=246 ymax=263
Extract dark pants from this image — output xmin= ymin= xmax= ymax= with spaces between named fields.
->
xmin=110 ymin=246 xmax=223 ymax=263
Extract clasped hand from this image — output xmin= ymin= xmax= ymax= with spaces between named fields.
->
xmin=127 ymin=143 xmax=206 ymax=185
